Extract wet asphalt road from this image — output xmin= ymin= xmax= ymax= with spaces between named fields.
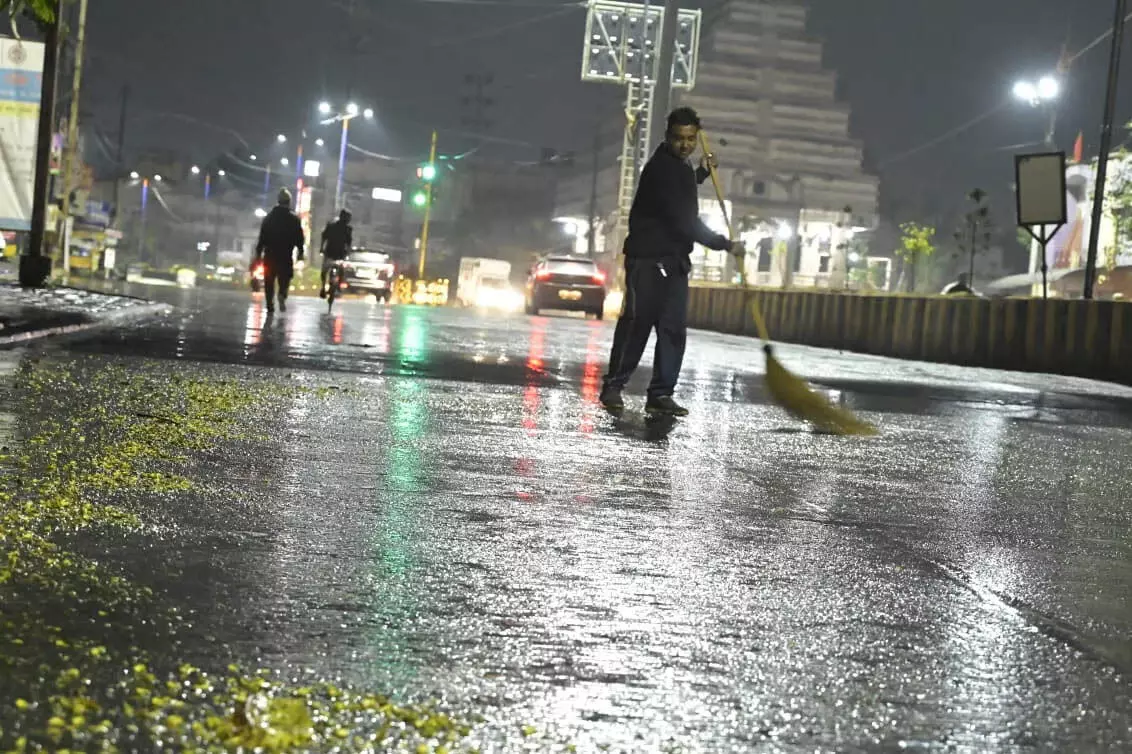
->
xmin=11 ymin=284 xmax=1132 ymax=751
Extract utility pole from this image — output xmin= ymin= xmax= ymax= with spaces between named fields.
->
xmin=417 ymin=130 xmax=438 ymax=279
xmin=649 ymin=0 xmax=680 ymax=154
xmin=1084 ymin=0 xmax=1128 ymax=299
xmin=588 ymin=125 xmax=600 ymax=256
xmin=59 ymin=0 xmax=90 ymax=276
xmin=111 ymin=85 xmax=128 ymax=227
xmin=21 ymin=0 xmax=62 ymax=287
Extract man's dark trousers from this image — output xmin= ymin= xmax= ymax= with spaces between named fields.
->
xmin=602 ymin=256 xmax=690 ymax=400
xmin=262 ymin=255 xmax=293 ymax=309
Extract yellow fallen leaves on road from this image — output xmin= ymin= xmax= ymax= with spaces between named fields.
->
xmin=0 ymin=356 xmax=477 ymax=753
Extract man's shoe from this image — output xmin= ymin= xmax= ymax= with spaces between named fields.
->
xmin=599 ymin=387 xmax=625 ymax=412
xmin=645 ymin=396 xmax=688 ymax=417
xmin=279 ymin=297 xmax=287 ymax=312
xmin=319 ymin=288 xmax=327 ymax=299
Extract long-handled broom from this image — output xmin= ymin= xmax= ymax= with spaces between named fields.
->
xmin=698 ymin=130 xmax=877 ymax=436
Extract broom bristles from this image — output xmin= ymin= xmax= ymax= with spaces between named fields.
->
xmin=763 ymin=345 xmax=877 ymax=436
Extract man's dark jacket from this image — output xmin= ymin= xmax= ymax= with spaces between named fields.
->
xmin=256 ymin=206 xmax=304 ymax=263
xmin=321 ymin=220 xmax=353 ymax=260
xmin=623 ymin=144 xmax=731 ymax=265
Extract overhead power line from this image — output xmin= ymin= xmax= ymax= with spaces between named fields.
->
xmin=877 ymin=9 xmax=1132 ymax=169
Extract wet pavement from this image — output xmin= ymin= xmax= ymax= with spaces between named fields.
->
xmin=4 ymin=284 xmax=1132 ymax=752
xmin=0 ymin=282 xmax=166 ymax=344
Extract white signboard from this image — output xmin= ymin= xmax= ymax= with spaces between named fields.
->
xmin=371 ymin=187 xmax=401 ymax=203
xmin=0 ymin=39 xmax=43 ymax=231
xmin=1015 ymin=152 xmax=1067 ymax=227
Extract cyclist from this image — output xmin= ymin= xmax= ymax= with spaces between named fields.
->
xmin=320 ymin=209 xmax=353 ymax=298
xmin=254 ymin=188 xmax=305 ymax=313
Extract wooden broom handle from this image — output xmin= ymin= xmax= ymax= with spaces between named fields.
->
xmin=699 ymin=130 xmax=733 ymax=241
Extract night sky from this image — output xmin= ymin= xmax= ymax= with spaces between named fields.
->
xmin=80 ymin=0 xmax=1132 ymax=228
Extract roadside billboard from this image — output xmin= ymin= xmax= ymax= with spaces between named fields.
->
xmin=0 ymin=38 xmax=43 ymax=231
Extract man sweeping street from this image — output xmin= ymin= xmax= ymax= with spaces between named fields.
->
xmin=599 ymin=107 xmax=743 ymax=416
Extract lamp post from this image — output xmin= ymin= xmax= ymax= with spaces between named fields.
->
xmin=318 ymin=101 xmax=374 ymax=212
xmin=1012 ymin=74 xmax=1061 ymax=148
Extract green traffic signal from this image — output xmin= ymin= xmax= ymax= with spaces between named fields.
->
xmin=411 ymin=191 xmax=428 ymax=207
xmin=420 ymin=163 xmax=437 ymax=181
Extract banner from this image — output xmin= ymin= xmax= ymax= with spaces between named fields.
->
xmin=0 ymin=38 xmax=43 ymax=231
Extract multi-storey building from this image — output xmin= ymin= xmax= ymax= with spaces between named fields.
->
xmin=556 ymin=0 xmax=882 ymax=287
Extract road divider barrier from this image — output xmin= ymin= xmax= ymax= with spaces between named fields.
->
xmin=687 ymin=286 xmax=1132 ymax=386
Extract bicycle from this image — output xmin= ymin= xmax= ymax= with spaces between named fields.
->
xmin=326 ymin=261 xmax=347 ymax=313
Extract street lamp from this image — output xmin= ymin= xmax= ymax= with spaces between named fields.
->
xmin=129 ymin=170 xmax=140 ymax=180
xmin=249 ymin=154 xmax=257 ymax=161
xmin=276 ymin=134 xmax=287 ymax=143
xmin=217 ymin=169 xmax=226 ymax=177
xmin=280 ymin=157 xmax=289 ymax=167
xmin=254 ymin=208 xmax=267 ymax=219
xmin=319 ymin=101 xmax=376 ymax=211
xmin=1013 ymin=75 xmax=1060 ymax=107
xmin=315 ymin=138 xmax=324 ymax=147
xmin=190 ymin=165 xmax=201 ymax=175
xmin=153 ymin=174 xmax=162 ymax=182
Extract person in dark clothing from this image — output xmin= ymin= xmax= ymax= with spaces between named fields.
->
xmin=255 ymin=188 xmax=305 ymax=313
xmin=319 ymin=209 xmax=353 ymax=298
xmin=600 ymin=107 xmax=743 ymax=416
xmin=942 ymin=272 xmax=977 ymax=296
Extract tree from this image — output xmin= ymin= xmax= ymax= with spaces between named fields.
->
xmin=955 ymin=188 xmax=992 ymax=285
xmin=1104 ymin=144 xmax=1132 ymax=270
xmin=2 ymin=0 xmax=57 ymax=27
xmin=895 ymin=222 xmax=936 ymax=292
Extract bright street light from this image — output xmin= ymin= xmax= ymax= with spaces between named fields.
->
xmin=190 ymin=165 xmax=200 ymax=175
xmin=129 ymin=170 xmax=139 ymax=180
xmin=1013 ymin=75 xmax=1059 ymax=106
xmin=254 ymin=208 xmax=267 ymax=218
xmin=849 ymin=251 xmax=862 ymax=264
xmin=318 ymin=101 xmax=332 ymax=115
xmin=276 ymin=134 xmax=287 ymax=143
xmin=315 ymin=138 xmax=325 ymax=147
xmin=249 ymin=154 xmax=257 ymax=161
xmin=280 ymin=157 xmax=289 ymax=167
xmin=363 ymin=107 xmax=374 ymax=119
xmin=1037 ymin=75 xmax=1060 ymax=100
xmin=346 ymin=102 xmax=359 ymax=116
xmin=153 ymin=174 xmax=162 ymax=182
xmin=217 ymin=169 xmax=226 ymax=177
xmin=776 ymin=222 xmax=793 ymax=240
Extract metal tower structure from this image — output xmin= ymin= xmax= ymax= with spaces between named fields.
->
xmin=581 ymin=0 xmax=702 ymax=248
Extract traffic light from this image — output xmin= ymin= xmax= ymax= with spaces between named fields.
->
xmin=411 ymin=190 xmax=428 ymax=208
xmin=417 ymin=163 xmax=437 ymax=182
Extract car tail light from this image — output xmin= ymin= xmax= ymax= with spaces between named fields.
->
xmin=592 ymin=271 xmax=606 ymax=285
xmin=535 ymin=270 xmax=552 ymax=281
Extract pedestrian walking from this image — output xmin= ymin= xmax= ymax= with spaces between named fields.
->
xmin=255 ymin=188 xmax=305 ymax=314
xmin=599 ymin=107 xmax=743 ymax=416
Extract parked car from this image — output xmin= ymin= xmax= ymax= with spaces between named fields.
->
xmin=525 ymin=256 xmax=606 ymax=318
